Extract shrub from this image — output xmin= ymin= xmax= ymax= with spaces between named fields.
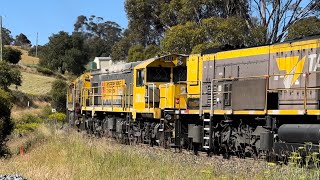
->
xmin=36 ymin=66 xmax=55 ymax=76
xmin=50 ymin=79 xmax=67 ymax=112
xmin=14 ymin=114 xmax=44 ymax=135
xmin=3 ymin=47 xmax=22 ymax=64
xmin=0 ymin=61 xmax=22 ymax=90
xmin=0 ymin=89 xmax=14 ymax=156
xmin=15 ymin=123 xmax=40 ymax=134
xmin=40 ymin=105 xmax=53 ymax=119
xmin=17 ymin=114 xmax=43 ymax=124
xmin=48 ymin=113 xmax=66 ymax=123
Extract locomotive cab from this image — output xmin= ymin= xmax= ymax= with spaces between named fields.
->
xmin=133 ymin=54 xmax=188 ymax=119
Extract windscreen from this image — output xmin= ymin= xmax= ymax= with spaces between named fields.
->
xmin=147 ymin=67 xmax=171 ymax=82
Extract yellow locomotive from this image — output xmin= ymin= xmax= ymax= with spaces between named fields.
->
xmin=68 ymin=36 xmax=320 ymax=158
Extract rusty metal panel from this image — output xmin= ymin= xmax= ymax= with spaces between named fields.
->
xmin=232 ymin=79 xmax=266 ymax=110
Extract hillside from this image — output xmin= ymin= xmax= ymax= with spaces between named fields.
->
xmin=10 ymin=46 xmax=39 ymax=65
xmin=7 ymin=46 xmax=55 ymax=96
xmin=16 ymin=71 xmax=56 ymax=95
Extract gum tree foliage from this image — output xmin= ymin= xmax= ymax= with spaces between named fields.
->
xmin=161 ymin=21 xmax=206 ymax=54
xmin=39 ymin=31 xmax=89 ymax=75
xmin=0 ymin=88 xmax=14 ymax=156
xmin=287 ymin=16 xmax=320 ymax=40
xmin=161 ymin=17 xmax=265 ymax=54
xmin=74 ymin=15 xmax=122 ymax=59
xmin=144 ymin=44 xmax=161 ymax=59
xmin=128 ymin=45 xmax=145 ymax=62
xmin=111 ymin=29 xmax=134 ymax=61
xmin=1 ymin=27 xmax=14 ymax=45
xmin=124 ymin=0 xmax=250 ymax=46
xmin=249 ymin=0 xmax=320 ymax=43
xmin=0 ymin=61 xmax=22 ymax=90
xmin=114 ymin=0 xmax=320 ymax=61
xmin=50 ymin=79 xmax=67 ymax=112
xmin=127 ymin=44 xmax=161 ymax=62
xmin=3 ymin=47 xmax=22 ymax=64
xmin=15 ymin=33 xmax=31 ymax=46
xmin=113 ymin=0 xmax=251 ymax=60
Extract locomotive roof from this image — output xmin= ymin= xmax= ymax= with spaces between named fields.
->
xmin=134 ymin=54 xmax=187 ymax=69
xmin=90 ymin=61 xmax=141 ymax=75
xmin=201 ymin=34 xmax=320 ymax=55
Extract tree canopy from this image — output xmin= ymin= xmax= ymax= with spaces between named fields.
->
xmin=287 ymin=16 xmax=320 ymax=40
xmin=110 ymin=0 xmax=320 ymax=61
xmin=74 ymin=15 xmax=122 ymax=59
xmin=128 ymin=45 xmax=145 ymax=62
xmin=0 ymin=61 xmax=22 ymax=90
xmin=249 ymin=0 xmax=320 ymax=43
xmin=15 ymin=33 xmax=31 ymax=46
xmin=1 ymin=27 xmax=14 ymax=45
xmin=39 ymin=31 xmax=89 ymax=75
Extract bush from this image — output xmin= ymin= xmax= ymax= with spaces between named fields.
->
xmin=48 ymin=113 xmax=66 ymax=123
xmin=0 ymin=61 xmax=22 ymax=90
xmin=36 ymin=66 xmax=55 ymax=76
xmin=15 ymin=123 xmax=40 ymax=134
xmin=3 ymin=47 xmax=22 ymax=64
xmin=17 ymin=114 xmax=43 ymax=124
xmin=40 ymin=105 xmax=53 ymax=119
xmin=0 ymin=89 xmax=14 ymax=156
xmin=14 ymin=114 xmax=44 ymax=135
xmin=50 ymin=79 xmax=67 ymax=112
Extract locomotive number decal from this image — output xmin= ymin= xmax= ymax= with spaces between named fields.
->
xmin=101 ymin=80 xmax=125 ymax=102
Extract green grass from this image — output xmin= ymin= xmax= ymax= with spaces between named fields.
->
xmin=1 ymin=126 xmax=320 ymax=180
xmin=13 ymin=71 xmax=56 ymax=95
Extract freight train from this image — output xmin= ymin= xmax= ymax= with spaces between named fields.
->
xmin=67 ymin=35 xmax=320 ymax=160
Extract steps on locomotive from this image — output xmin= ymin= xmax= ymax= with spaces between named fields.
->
xmin=202 ymin=118 xmax=212 ymax=149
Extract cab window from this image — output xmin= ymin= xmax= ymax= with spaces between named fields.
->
xmin=147 ymin=67 xmax=171 ymax=82
xmin=136 ymin=69 xmax=145 ymax=86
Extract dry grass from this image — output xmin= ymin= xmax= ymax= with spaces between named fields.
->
xmin=8 ymin=46 xmax=39 ymax=65
xmin=11 ymin=100 xmax=50 ymax=120
xmin=1 ymin=126 xmax=320 ymax=180
xmin=0 ymin=127 xmax=212 ymax=180
xmin=13 ymin=71 xmax=56 ymax=95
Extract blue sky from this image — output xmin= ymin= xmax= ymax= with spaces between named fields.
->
xmin=0 ymin=0 xmax=128 ymax=45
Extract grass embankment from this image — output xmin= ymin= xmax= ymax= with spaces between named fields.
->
xmin=1 ymin=126 xmax=320 ymax=180
xmin=10 ymin=46 xmax=39 ymax=65
xmin=15 ymin=71 xmax=56 ymax=95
